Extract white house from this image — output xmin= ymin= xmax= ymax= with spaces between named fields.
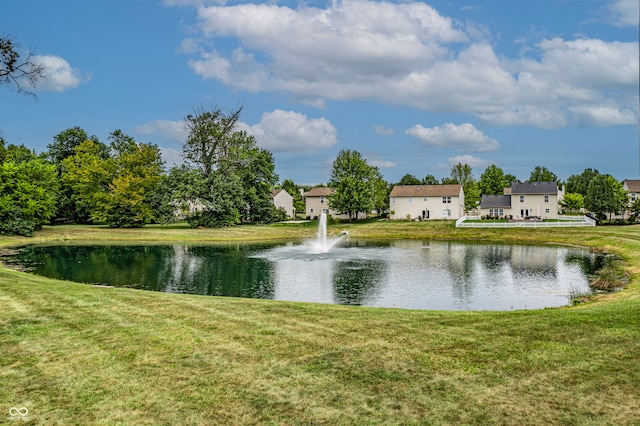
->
xmin=480 ymin=182 xmax=564 ymax=219
xmin=389 ymin=184 xmax=465 ymax=220
xmin=271 ymin=189 xmax=295 ymax=219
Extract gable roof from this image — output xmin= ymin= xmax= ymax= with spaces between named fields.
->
xmin=271 ymin=189 xmax=283 ymax=198
xmin=305 ymin=186 xmax=333 ymax=197
xmin=389 ymin=184 xmax=462 ymax=197
xmin=509 ymin=181 xmax=558 ymax=194
xmin=624 ymin=179 xmax=640 ymax=192
xmin=481 ymin=195 xmax=512 ymax=208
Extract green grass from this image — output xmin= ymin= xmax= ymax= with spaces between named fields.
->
xmin=1 ymin=222 xmax=639 ymax=425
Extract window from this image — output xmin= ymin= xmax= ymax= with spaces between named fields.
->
xmin=442 ymin=209 xmax=452 ymax=218
xmin=320 ymin=196 xmax=324 ymax=204
xmin=632 ymin=193 xmax=637 ymax=201
xmin=391 ymin=197 xmax=396 ymax=204
xmin=544 ymin=195 xmax=549 ymax=203
xmin=408 ymin=197 xmax=413 ymax=204
xmin=310 ymin=208 xmax=314 ymax=213
xmin=545 ymin=208 xmax=550 ymax=213
xmin=519 ymin=195 xmax=525 ymax=203
xmin=423 ymin=196 xmax=428 ymax=202
xmin=442 ymin=196 xmax=451 ymax=204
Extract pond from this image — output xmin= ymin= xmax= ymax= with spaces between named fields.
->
xmin=0 ymin=240 xmax=604 ymax=311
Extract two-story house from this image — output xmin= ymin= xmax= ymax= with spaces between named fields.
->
xmin=271 ymin=189 xmax=295 ymax=219
xmin=389 ymin=184 xmax=465 ymax=220
xmin=304 ymin=187 xmax=350 ymax=220
xmin=480 ymin=182 xmax=563 ymax=219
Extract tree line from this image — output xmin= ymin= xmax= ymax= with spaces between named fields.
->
xmin=1 ymin=104 xmax=638 ymax=236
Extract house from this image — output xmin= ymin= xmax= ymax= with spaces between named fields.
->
xmin=389 ymin=184 xmax=465 ymax=220
xmin=623 ymin=179 xmax=640 ymax=204
xmin=304 ymin=187 xmax=350 ymax=220
xmin=480 ymin=182 xmax=564 ymax=219
xmin=271 ymin=189 xmax=295 ymax=219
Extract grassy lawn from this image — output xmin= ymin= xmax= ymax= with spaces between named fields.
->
xmin=1 ymin=221 xmax=639 ymax=425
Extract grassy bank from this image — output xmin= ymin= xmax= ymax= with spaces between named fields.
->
xmin=1 ymin=222 xmax=639 ymax=425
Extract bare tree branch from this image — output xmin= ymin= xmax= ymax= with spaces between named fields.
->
xmin=1 ymin=35 xmax=45 ymax=97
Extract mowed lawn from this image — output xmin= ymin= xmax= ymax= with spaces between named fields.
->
xmin=1 ymin=222 xmax=639 ymax=425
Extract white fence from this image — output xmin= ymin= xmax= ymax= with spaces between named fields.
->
xmin=455 ymin=215 xmax=596 ymax=228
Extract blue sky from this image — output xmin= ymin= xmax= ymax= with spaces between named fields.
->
xmin=1 ymin=0 xmax=638 ymax=185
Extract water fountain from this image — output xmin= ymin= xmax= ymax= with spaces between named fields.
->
xmin=308 ymin=212 xmax=344 ymax=253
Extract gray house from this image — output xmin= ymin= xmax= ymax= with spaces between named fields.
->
xmin=480 ymin=182 xmax=563 ymax=219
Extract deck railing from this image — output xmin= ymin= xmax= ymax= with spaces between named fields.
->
xmin=455 ymin=215 xmax=596 ymax=228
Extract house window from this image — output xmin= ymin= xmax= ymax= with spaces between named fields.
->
xmin=423 ymin=196 xmax=428 ymax=202
xmin=310 ymin=208 xmax=314 ymax=213
xmin=545 ymin=208 xmax=550 ymax=213
xmin=544 ymin=195 xmax=549 ymax=203
xmin=391 ymin=197 xmax=396 ymax=204
xmin=442 ymin=209 xmax=452 ymax=217
xmin=408 ymin=197 xmax=413 ymax=204
xmin=519 ymin=195 xmax=525 ymax=203
xmin=320 ymin=196 xmax=324 ymax=204
xmin=632 ymin=193 xmax=637 ymax=201
xmin=442 ymin=196 xmax=451 ymax=204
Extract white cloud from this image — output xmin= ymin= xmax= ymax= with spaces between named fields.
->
xmin=374 ymin=125 xmax=395 ymax=136
xmin=238 ymin=109 xmax=338 ymax=153
xmin=447 ymin=154 xmax=490 ymax=168
xmin=607 ymin=0 xmax=639 ymax=27
xmin=33 ymin=55 xmax=88 ymax=92
xmin=368 ymin=158 xmax=396 ymax=169
xmin=405 ymin=123 xmax=499 ymax=152
xmin=135 ymin=119 xmax=187 ymax=141
xmin=176 ymin=1 xmax=639 ymax=129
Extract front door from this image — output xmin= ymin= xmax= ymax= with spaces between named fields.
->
xmin=422 ymin=210 xmax=429 ymax=219
xmin=520 ymin=209 xmax=529 ymax=218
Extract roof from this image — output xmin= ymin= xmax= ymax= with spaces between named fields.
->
xmin=271 ymin=189 xmax=283 ymax=198
xmin=624 ymin=179 xmax=640 ymax=192
xmin=480 ymin=195 xmax=512 ymax=208
xmin=509 ymin=181 xmax=558 ymax=195
xmin=389 ymin=184 xmax=462 ymax=197
xmin=305 ymin=186 xmax=333 ymax=197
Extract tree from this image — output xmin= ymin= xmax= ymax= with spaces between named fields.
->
xmin=0 ymin=159 xmax=58 ymax=236
xmin=566 ymin=168 xmax=600 ymax=196
xmin=183 ymin=105 xmax=243 ymax=178
xmin=559 ymin=193 xmax=585 ymax=212
xmin=281 ymin=179 xmax=305 ymax=215
xmin=397 ymin=173 xmax=421 ymax=185
xmin=528 ymin=166 xmax=558 ymax=182
xmin=585 ymin=175 xmax=625 ymax=220
xmin=629 ymin=198 xmax=640 ymax=219
xmin=47 ymin=127 xmax=105 ymax=223
xmin=421 ymin=174 xmax=439 ymax=185
xmin=328 ymin=149 xmax=379 ymax=220
xmin=447 ymin=162 xmax=479 ymax=210
xmin=61 ymin=135 xmax=164 ymax=228
xmin=1 ymin=35 xmax=44 ymax=96
xmin=478 ymin=165 xmax=509 ymax=195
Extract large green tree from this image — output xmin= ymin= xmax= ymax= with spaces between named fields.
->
xmin=397 ymin=173 xmax=421 ymax=185
xmin=528 ymin=166 xmax=558 ymax=182
xmin=566 ymin=168 xmax=600 ymax=196
xmin=559 ymin=193 xmax=585 ymax=212
xmin=0 ymin=159 xmax=58 ymax=236
xmin=328 ymin=149 xmax=380 ymax=220
xmin=585 ymin=175 xmax=626 ymax=221
xmin=447 ymin=163 xmax=479 ymax=210
xmin=61 ymin=133 xmax=164 ymax=228
xmin=179 ymin=107 xmax=280 ymax=227
xmin=47 ymin=127 xmax=105 ymax=223
xmin=478 ymin=165 xmax=509 ymax=195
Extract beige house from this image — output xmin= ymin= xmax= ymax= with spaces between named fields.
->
xmin=623 ymin=179 xmax=640 ymax=218
xmin=389 ymin=184 xmax=465 ymax=220
xmin=304 ymin=187 xmax=350 ymax=220
xmin=271 ymin=189 xmax=295 ymax=219
xmin=480 ymin=182 xmax=564 ymax=219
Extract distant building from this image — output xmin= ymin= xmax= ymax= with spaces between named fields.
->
xmin=480 ymin=182 xmax=564 ymax=219
xmin=389 ymin=184 xmax=465 ymax=220
xmin=271 ymin=189 xmax=295 ymax=219
xmin=304 ymin=187 xmax=350 ymax=220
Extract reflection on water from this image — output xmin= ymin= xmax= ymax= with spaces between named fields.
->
xmin=1 ymin=240 xmax=601 ymax=310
